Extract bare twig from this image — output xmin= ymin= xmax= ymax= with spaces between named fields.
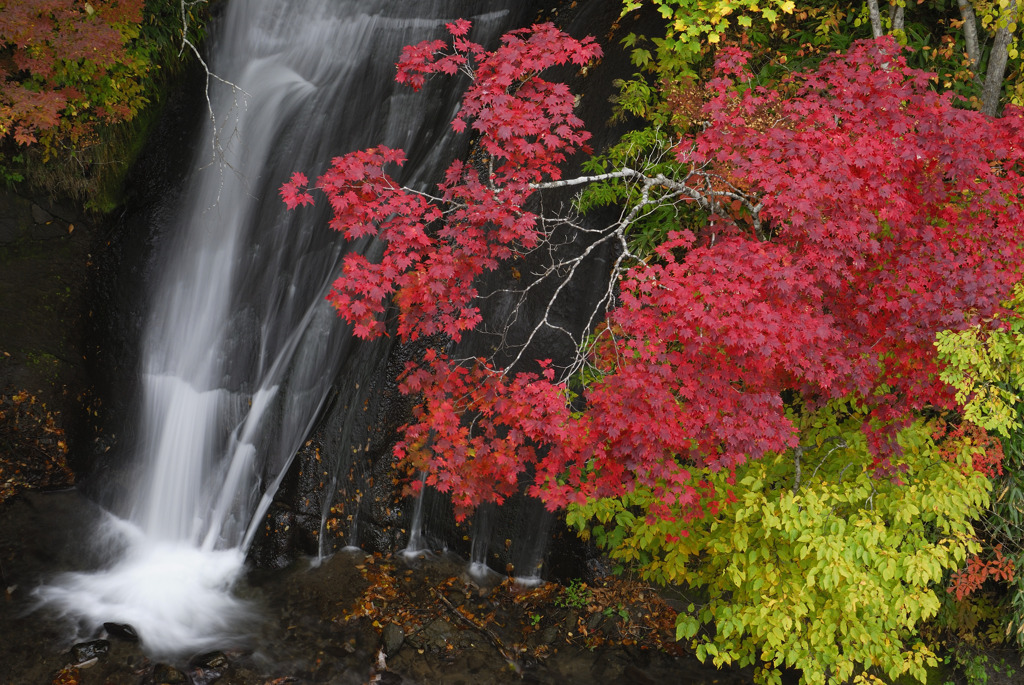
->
xmin=178 ymin=0 xmax=251 ymax=203
xmin=432 ymin=588 xmax=523 ymax=673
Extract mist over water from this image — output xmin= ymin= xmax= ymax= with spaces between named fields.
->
xmin=35 ymin=0 xmax=522 ymax=655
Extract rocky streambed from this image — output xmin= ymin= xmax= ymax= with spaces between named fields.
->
xmin=0 ymin=490 xmax=757 ymax=685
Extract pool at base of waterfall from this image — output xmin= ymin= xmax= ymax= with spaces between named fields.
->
xmin=0 ymin=490 xmax=768 ymax=685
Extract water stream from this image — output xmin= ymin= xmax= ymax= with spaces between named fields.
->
xmin=35 ymin=0 xmax=531 ymax=656
xmin=468 ymin=503 xmax=497 ymax=582
xmin=401 ymin=472 xmax=431 ymax=559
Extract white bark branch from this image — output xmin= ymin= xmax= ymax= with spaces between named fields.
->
xmin=469 ymin=150 xmax=769 ymax=383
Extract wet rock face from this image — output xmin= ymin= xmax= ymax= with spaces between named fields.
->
xmin=0 ymin=194 xmax=78 ymax=245
xmin=0 ymin=188 xmax=93 ymax=491
xmin=247 ymin=502 xmax=302 ymax=570
xmin=68 ymin=59 xmax=210 ymax=504
xmin=0 ymin=392 xmax=76 ymax=502
xmin=2 ymin=58 xmax=208 ymax=496
xmin=358 ymin=446 xmax=409 ymax=553
xmin=247 ymin=332 xmax=421 ymax=566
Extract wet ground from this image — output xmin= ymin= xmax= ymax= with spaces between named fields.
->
xmin=0 ymin=490 xmax=753 ymax=685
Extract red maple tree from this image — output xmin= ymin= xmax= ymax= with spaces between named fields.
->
xmin=282 ymin=24 xmax=1024 ymax=521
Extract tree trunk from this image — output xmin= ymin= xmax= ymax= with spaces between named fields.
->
xmin=890 ymin=2 xmax=905 ymax=32
xmin=981 ymin=0 xmax=1018 ymax=117
xmin=957 ymin=0 xmax=982 ymax=75
xmin=867 ymin=0 xmax=884 ymax=38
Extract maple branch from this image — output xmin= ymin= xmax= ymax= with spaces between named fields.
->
xmin=529 ymin=168 xmax=646 ymax=190
xmin=479 ymin=155 xmax=731 ymax=385
xmin=792 ymin=446 xmax=804 ymax=494
xmin=400 ymin=185 xmax=448 ymax=206
xmin=469 ymin=169 xmax=667 ymax=385
xmin=534 ymin=164 xmax=764 ymax=239
xmin=568 ymin=228 xmax=634 ymax=382
xmin=480 ymin=164 xmax=711 ymax=380
xmin=474 ymin=220 xmax=606 ymax=356
xmin=496 ymin=223 xmax=632 ymax=380
xmin=809 ymin=438 xmax=849 ymax=483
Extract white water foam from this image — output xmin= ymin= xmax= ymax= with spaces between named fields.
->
xmin=35 ymin=517 xmax=253 ymax=655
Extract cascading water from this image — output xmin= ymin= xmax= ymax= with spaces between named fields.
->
xmin=468 ymin=503 xmax=500 ymax=583
xmin=36 ymin=0 xmax=533 ymax=656
xmin=401 ymin=472 xmax=430 ymax=559
xmin=511 ymin=504 xmax=553 ymax=586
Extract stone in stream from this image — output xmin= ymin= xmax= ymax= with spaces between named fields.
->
xmin=189 ymin=650 xmax=229 ymax=683
xmin=416 ymin=619 xmax=458 ymax=651
xmin=103 ymin=621 xmax=139 ymax=641
xmin=539 ymin=625 xmax=560 ymax=646
xmin=150 ymin=662 xmax=188 ymax=684
xmin=381 ymin=623 xmax=405 ymax=657
xmin=69 ymin=639 xmax=109 ymax=666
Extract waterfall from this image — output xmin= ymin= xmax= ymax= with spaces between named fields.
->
xmin=468 ymin=503 xmax=500 ymax=583
xmin=512 ymin=503 xmax=552 ymax=586
xmin=401 ymin=472 xmax=430 ymax=559
xmin=35 ymin=0 xmax=529 ymax=656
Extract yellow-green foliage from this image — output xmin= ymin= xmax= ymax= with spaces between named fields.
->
xmin=935 ymin=283 xmax=1024 ymax=438
xmin=936 ymin=282 xmax=1024 ymax=649
xmin=567 ymin=400 xmax=993 ymax=685
xmin=621 ymin=0 xmax=796 ymax=74
xmin=972 ymin=0 xmax=1021 ymax=59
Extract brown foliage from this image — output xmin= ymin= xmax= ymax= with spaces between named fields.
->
xmin=0 ymin=390 xmax=74 ymax=502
